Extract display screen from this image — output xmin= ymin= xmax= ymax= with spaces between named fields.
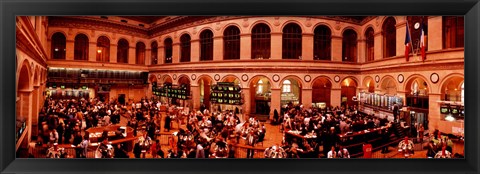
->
xmin=451 ymin=107 xmax=459 ymax=114
xmin=440 ymin=107 xmax=450 ymax=114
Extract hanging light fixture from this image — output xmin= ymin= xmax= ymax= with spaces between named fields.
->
xmin=445 ymin=114 xmax=455 ymax=122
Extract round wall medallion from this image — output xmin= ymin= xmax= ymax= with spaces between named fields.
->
xmin=334 ymin=75 xmax=340 ymax=83
xmin=172 ymin=74 xmax=177 ymax=80
xmin=304 ymin=75 xmax=311 ymax=82
xmin=430 ymin=73 xmax=439 ymax=84
xmin=191 ymin=74 xmax=197 ymax=80
xmin=241 ymin=74 xmax=249 ymax=82
xmin=375 ymin=75 xmax=380 ymax=83
xmin=397 ymin=74 xmax=404 ymax=83
xmin=272 ymin=74 xmax=280 ymax=82
xmin=214 ymin=74 xmax=220 ymax=81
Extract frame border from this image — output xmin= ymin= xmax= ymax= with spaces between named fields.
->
xmin=1 ymin=0 xmax=479 ymax=174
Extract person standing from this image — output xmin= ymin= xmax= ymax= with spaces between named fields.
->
xmin=79 ymin=135 xmax=90 ymax=158
xmin=327 ymin=146 xmax=337 ymax=158
xmin=73 ymin=131 xmax=83 ymax=158
xmin=246 ymin=131 xmax=258 ymax=158
xmin=392 ymin=102 xmax=399 ymax=122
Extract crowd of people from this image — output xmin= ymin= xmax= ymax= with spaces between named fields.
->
xmin=34 ymin=97 xmax=462 ymax=159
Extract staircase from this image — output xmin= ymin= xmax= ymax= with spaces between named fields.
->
xmin=394 ymin=122 xmax=405 ymax=138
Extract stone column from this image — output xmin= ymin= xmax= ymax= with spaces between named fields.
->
xmin=428 ymin=93 xmax=442 ymax=132
xmin=302 ymin=33 xmax=314 ymax=61
xmin=172 ymin=42 xmax=180 ymax=63
xmin=302 ymin=88 xmax=313 ymax=108
xmin=270 ymin=32 xmax=282 ymax=59
xmin=242 ymin=87 xmax=251 ymax=115
xmin=213 ymin=36 xmax=223 ymax=61
xmin=270 ymin=88 xmax=281 ymax=119
xmin=331 ymin=36 xmax=342 ymax=62
xmin=32 ymin=86 xmax=40 ymax=137
xmin=158 ymin=46 xmax=165 ymax=64
xmin=240 ymin=34 xmax=251 ymax=60
xmin=88 ymin=41 xmax=96 ymax=62
xmin=374 ymin=32 xmax=382 ymax=60
xmin=331 ymin=88 xmax=341 ymax=107
xmin=191 ymin=85 xmax=201 ymax=111
xmin=428 ymin=16 xmax=443 ymax=52
xmin=145 ymin=48 xmax=152 ymax=66
xmin=128 ymin=46 xmax=135 ymax=64
xmin=396 ymin=21 xmax=407 ymax=58
xmin=191 ymin=40 xmax=200 ymax=62
xmin=357 ymin=39 xmax=366 ymax=63
xmin=66 ymin=39 xmax=74 ymax=60
xmin=110 ymin=43 xmax=117 ymax=63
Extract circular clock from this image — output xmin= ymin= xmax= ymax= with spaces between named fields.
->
xmin=334 ymin=75 xmax=340 ymax=83
xmin=214 ymin=74 xmax=220 ymax=81
xmin=430 ymin=73 xmax=439 ymax=84
xmin=397 ymin=74 xmax=404 ymax=83
xmin=375 ymin=75 xmax=380 ymax=83
xmin=304 ymin=75 xmax=311 ymax=82
xmin=191 ymin=74 xmax=196 ymax=80
xmin=272 ymin=74 xmax=280 ymax=82
xmin=414 ymin=22 xmax=420 ymax=29
xmin=241 ymin=74 xmax=248 ymax=82
xmin=173 ymin=74 xmax=177 ymax=80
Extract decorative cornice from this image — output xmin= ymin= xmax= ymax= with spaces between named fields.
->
xmin=49 ymin=17 xmax=149 ymax=38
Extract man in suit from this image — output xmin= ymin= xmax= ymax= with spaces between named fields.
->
xmin=246 ymin=131 xmax=258 ymax=158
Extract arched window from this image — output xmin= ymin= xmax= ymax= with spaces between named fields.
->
xmin=180 ymin=34 xmax=191 ymax=62
xmin=251 ymin=23 xmax=271 ymax=59
xmin=282 ymin=23 xmax=302 ymax=59
xmin=257 ymin=80 xmax=264 ymax=94
xmin=96 ymin=36 xmax=110 ymax=62
xmin=461 ymin=82 xmax=464 ymax=103
xmin=342 ymin=29 xmax=357 ymax=62
xmin=313 ymin=25 xmax=331 ymax=60
xmin=443 ymin=16 xmax=464 ymax=48
xmin=282 ymin=80 xmax=292 ymax=93
xmin=365 ymin=27 xmax=375 ymax=62
xmin=164 ymin=38 xmax=173 ymax=63
xmin=200 ymin=30 xmax=214 ymax=61
xmin=151 ymin=41 xmax=158 ymax=65
xmin=382 ymin=17 xmax=396 ymax=58
xmin=51 ymin=32 xmax=66 ymax=59
xmin=117 ymin=39 xmax=129 ymax=63
xmin=224 ymin=26 xmax=240 ymax=60
xmin=74 ymin=34 xmax=89 ymax=60
xmin=136 ymin=42 xmax=146 ymax=65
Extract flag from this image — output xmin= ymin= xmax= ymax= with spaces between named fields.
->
xmin=419 ymin=20 xmax=426 ymax=61
xmin=405 ymin=21 xmax=411 ymax=62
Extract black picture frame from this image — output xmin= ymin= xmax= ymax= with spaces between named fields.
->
xmin=2 ymin=0 xmax=479 ymax=174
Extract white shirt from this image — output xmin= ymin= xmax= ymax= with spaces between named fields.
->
xmin=327 ymin=150 xmax=337 ymax=158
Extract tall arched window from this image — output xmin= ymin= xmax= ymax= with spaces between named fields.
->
xmin=74 ymin=34 xmax=89 ymax=60
xmin=365 ymin=27 xmax=375 ymax=62
xmin=313 ymin=25 xmax=331 ymax=60
xmin=96 ymin=36 xmax=110 ymax=62
xmin=443 ymin=16 xmax=464 ymax=48
xmin=223 ymin=26 xmax=240 ymax=60
xmin=51 ymin=32 xmax=66 ymax=59
xmin=136 ymin=42 xmax=146 ymax=65
xmin=200 ymin=30 xmax=214 ymax=61
xmin=282 ymin=23 xmax=302 ymax=59
xmin=180 ymin=34 xmax=191 ymax=62
xmin=164 ymin=38 xmax=173 ymax=63
xmin=382 ymin=17 xmax=396 ymax=58
xmin=251 ymin=23 xmax=271 ymax=59
xmin=151 ymin=41 xmax=158 ymax=65
xmin=342 ymin=29 xmax=357 ymax=62
xmin=282 ymin=80 xmax=292 ymax=93
xmin=117 ymin=39 xmax=129 ymax=63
